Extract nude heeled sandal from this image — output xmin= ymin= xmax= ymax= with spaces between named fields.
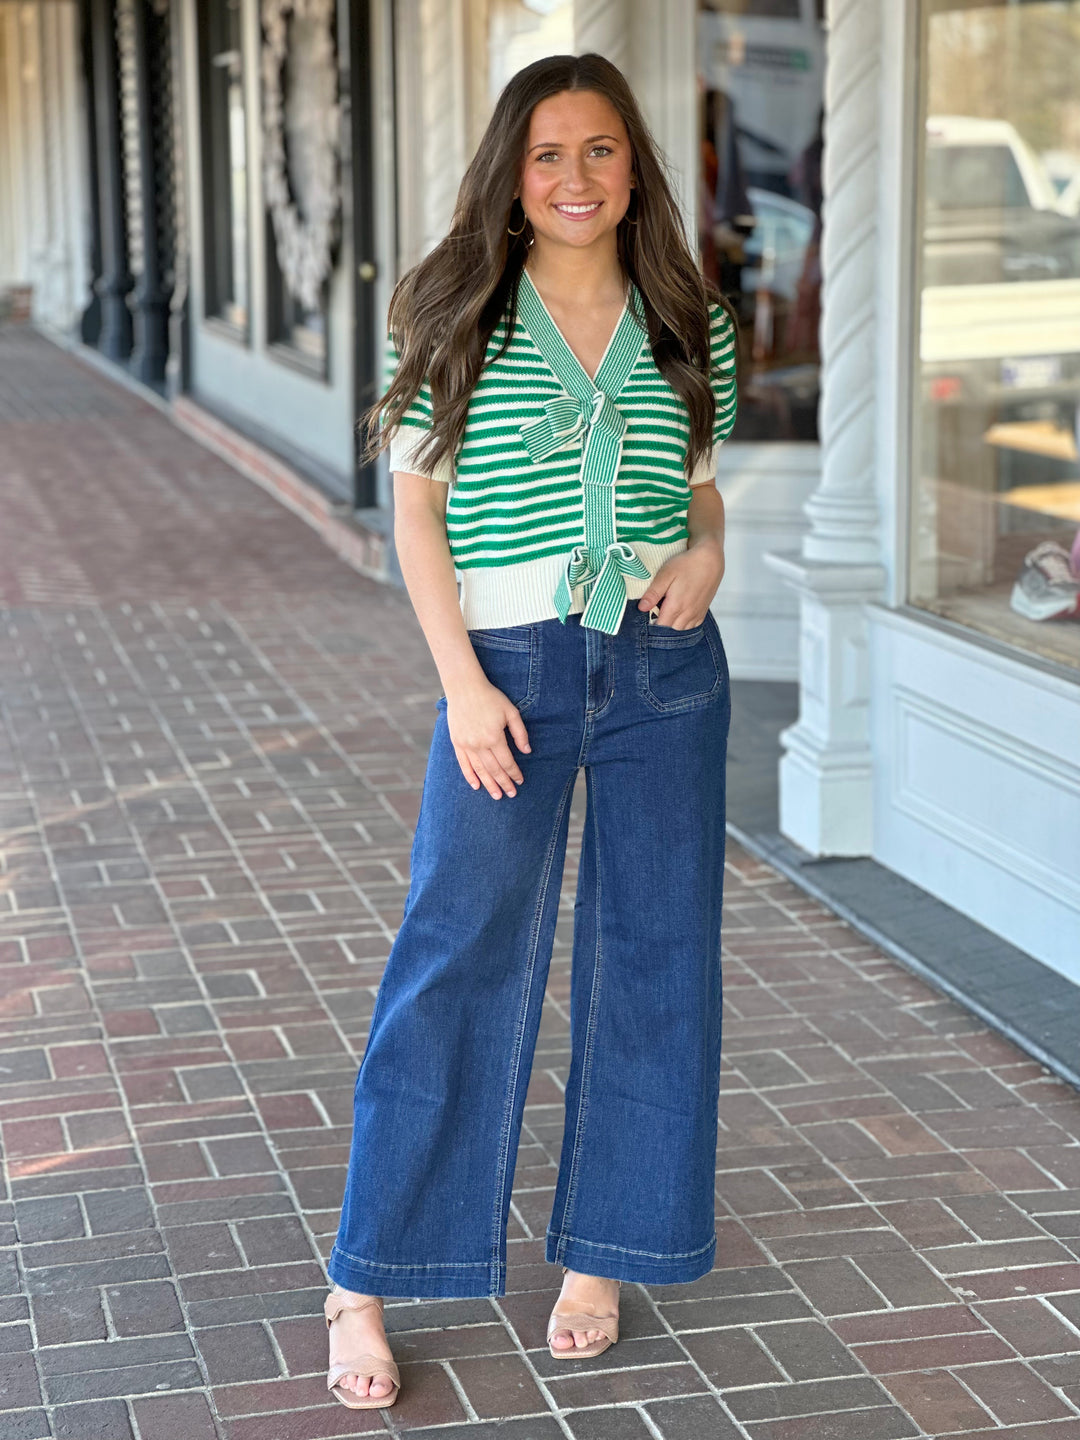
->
xmin=324 ymin=1288 xmax=401 ymax=1409
xmin=546 ymin=1265 xmax=621 ymax=1360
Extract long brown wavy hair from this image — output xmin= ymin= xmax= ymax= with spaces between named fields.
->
xmin=364 ymin=52 xmax=736 ymax=479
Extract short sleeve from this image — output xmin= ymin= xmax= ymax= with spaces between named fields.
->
xmin=688 ymin=301 xmax=738 ymax=487
xmin=384 ymin=334 xmax=454 ymax=484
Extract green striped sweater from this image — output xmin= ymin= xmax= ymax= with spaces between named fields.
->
xmin=388 ymin=270 xmax=737 ymax=630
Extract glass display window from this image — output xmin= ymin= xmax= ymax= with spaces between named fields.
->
xmin=197 ymin=0 xmax=249 ymax=334
xmin=264 ymin=8 xmax=335 ymax=376
xmin=911 ymin=0 xmax=1080 ymax=671
xmin=696 ymin=0 xmax=827 ymax=440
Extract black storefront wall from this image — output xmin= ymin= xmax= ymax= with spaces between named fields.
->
xmin=342 ymin=0 xmax=378 ymax=510
xmin=81 ymin=0 xmax=380 ymax=507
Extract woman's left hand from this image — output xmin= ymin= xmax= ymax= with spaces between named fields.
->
xmin=636 ymin=534 xmax=726 ymax=630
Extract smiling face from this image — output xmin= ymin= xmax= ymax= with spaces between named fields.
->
xmin=516 ymin=89 xmax=635 ymax=255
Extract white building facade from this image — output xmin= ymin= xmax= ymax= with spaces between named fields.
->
xmin=390 ymin=0 xmax=1080 ymax=984
xmin=3 ymin=0 xmax=1078 ymax=983
xmin=0 ymin=2 xmax=90 ymax=334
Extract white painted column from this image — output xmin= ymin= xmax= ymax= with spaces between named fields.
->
xmin=573 ymin=0 xmax=628 ymax=73
xmin=0 ymin=3 xmax=90 ymax=330
xmin=625 ymin=0 xmax=695 ymax=223
xmin=765 ymin=0 xmax=888 ymax=856
xmin=0 ymin=7 xmax=20 ymax=287
xmin=394 ymin=0 xmax=473 ymax=270
xmin=61 ymin=1 xmax=92 ymax=328
xmin=17 ymin=3 xmax=51 ymax=318
xmin=40 ymin=3 xmax=69 ymax=325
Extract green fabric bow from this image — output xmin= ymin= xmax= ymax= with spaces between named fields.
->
xmin=554 ymin=540 xmax=651 ymax=633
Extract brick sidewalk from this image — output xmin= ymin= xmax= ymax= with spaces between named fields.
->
xmin=2 ymin=329 xmax=1079 ymax=1440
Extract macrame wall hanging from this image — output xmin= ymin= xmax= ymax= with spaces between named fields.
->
xmin=261 ymin=0 xmax=341 ymax=312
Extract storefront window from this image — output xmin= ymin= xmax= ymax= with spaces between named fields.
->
xmin=267 ymin=238 xmax=328 ymax=371
xmin=696 ymin=0 xmax=826 ymax=441
xmin=911 ymin=0 xmax=1080 ymax=671
xmin=198 ymin=0 xmax=249 ymax=333
xmin=265 ymin=12 xmax=331 ymax=375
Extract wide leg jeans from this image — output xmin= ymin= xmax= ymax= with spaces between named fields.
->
xmin=327 ymin=600 xmax=731 ymax=1297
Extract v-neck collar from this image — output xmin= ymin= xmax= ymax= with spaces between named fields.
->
xmin=517 ymin=267 xmax=646 ymax=404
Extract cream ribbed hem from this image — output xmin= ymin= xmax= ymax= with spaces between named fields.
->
xmin=456 ymin=540 xmax=689 ymax=630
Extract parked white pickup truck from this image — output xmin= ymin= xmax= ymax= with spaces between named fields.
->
xmin=923 ymin=115 xmax=1079 ymax=287
xmin=920 ymin=115 xmax=1080 ymax=458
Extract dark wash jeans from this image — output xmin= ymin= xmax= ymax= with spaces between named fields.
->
xmin=327 ymin=600 xmax=731 ymax=1297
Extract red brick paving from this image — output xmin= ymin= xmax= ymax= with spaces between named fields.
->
xmin=1 ymin=329 xmax=1079 ymax=1437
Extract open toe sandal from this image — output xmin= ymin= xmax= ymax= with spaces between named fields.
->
xmin=324 ymin=1289 xmax=401 ymax=1409
xmin=546 ymin=1267 xmax=621 ymax=1360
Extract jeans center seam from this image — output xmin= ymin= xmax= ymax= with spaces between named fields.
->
xmin=556 ymin=774 xmax=605 ymax=1254
xmin=489 ymin=768 xmax=576 ymax=1278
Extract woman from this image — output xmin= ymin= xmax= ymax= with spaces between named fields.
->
xmin=324 ymin=52 xmax=737 ymax=1410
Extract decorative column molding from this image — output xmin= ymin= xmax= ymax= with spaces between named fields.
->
xmin=90 ymin=0 xmax=133 ymax=359
xmin=764 ymin=0 xmax=889 ymax=857
xmin=803 ymin=0 xmax=883 ymax=567
xmin=129 ymin=0 xmax=173 ymax=385
xmin=78 ymin=0 xmax=105 ymax=346
xmin=164 ymin=0 xmax=188 ymax=397
xmin=574 ymin=0 xmax=629 ymax=73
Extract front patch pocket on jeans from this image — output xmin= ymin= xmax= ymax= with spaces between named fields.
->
xmin=467 ymin=626 xmax=537 ymax=714
xmin=639 ymin=620 xmax=723 ymax=712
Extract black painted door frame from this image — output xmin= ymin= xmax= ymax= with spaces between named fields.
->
xmin=342 ymin=0 xmax=378 ymax=511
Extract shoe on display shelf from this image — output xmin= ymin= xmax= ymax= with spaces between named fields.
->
xmin=1009 ymin=540 xmax=1080 ymax=622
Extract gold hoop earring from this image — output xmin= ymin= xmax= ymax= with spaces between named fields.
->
xmin=507 ymin=202 xmax=528 ymax=237
xmin=623 ymin=193 xmax=639 ymax=226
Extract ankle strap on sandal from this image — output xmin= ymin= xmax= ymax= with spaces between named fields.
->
xmin=325 ymin=1290 xmax=384 ymax=1324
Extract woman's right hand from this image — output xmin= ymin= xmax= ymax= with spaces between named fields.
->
xmin=445 ymin=678 xmax=531 ymax=798
xmin=389 ymin=475 xmax=530 ymax=798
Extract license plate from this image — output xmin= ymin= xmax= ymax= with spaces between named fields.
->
xmin=1001 ymin=356 xmax=1062 ymax=389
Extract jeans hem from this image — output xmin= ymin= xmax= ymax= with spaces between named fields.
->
xmin=544 ymin=1231 xmax=717 ymax=1286
xmin=327 ymin=1244 xmax=504 ymax=1299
